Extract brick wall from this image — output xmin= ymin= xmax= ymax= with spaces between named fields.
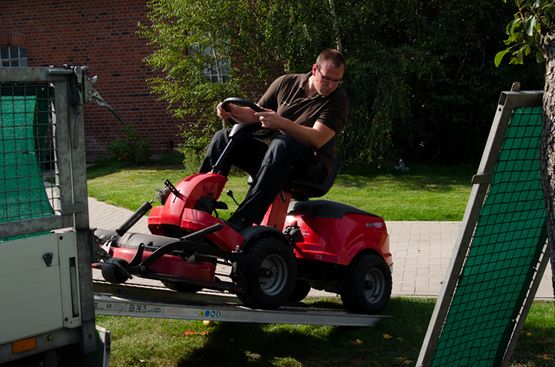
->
xmin=0 ymin=0 xmax=181 ymax=161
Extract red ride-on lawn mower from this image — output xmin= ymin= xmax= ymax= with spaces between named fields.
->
xmin=94 ymin=98 xmax=393 ymax=313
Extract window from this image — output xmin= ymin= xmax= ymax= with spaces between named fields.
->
xmin=190 ymin=45 xmax=230 ymax=83
xmin=203 ymin=58 xmax=230 ymax=83
xmin=1 ymin=46 xmax=28 ymax=67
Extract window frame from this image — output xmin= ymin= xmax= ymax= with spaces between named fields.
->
xmin=0 ymin=45 xmax=28 ymax=67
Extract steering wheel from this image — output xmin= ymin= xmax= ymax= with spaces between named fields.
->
xmin=220 ymin=97 xmax=275 ymax=139
xmin=221 ymin=97 xmax=265 ymax=114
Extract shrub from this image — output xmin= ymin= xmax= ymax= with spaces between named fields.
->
xmin=107 ymin=124 xmax=151 ymax=164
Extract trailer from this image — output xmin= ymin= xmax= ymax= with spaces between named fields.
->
xmin=0 ymin=66 xmax=109 ymax=366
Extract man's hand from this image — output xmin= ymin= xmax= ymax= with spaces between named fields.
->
xmin=216 ymin=103 xmax=258 ymax=123
xmin=254 ymin=108 xmax=284 ymax=130
xmin=255 ymin=109 xmax=335 ymax=149
xmin=216 ymin=102 xmax=233 ymax=120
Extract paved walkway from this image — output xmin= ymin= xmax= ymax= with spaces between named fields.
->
xmin=88 ymin=197 xmax=553 ymax=300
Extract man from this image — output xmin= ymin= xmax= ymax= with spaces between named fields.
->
xmin=199 ymin=48 xmax=348 ymax=231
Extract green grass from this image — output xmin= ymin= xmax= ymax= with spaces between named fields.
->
xmin=96 ymin=298 xmax=554 ymax=367
xmin=511 ymin=302 xmax=555 ymax=366
xmin=87 ymin=163 xmax=475 ymax=221
xmin=330 ymin=165 xmax=473 ymax=221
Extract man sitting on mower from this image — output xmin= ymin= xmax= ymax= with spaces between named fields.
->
xmin=199 ymin=48 xmax=348 ymax=232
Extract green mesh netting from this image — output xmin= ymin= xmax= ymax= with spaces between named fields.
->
xmin=430 ymin=106 xmax=548 ymax=366
xmin=0 ymin=91 xmax=53 ymax=230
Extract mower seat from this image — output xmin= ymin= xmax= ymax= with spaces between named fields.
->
xmin=287 ymin=158 xmax=340 ymax=200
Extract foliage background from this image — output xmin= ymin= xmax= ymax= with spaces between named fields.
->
xmin=141 ymin=0 xmax=545 ymax=169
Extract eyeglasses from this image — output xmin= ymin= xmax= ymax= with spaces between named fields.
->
xmin=317 ymin=66 xmax=343 ymax=85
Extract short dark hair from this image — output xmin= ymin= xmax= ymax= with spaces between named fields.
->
xmin=316 ymin=48 xmax=345 ymax=69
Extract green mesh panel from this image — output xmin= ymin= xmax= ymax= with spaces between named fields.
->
xmin=0 ymin=91 xmax=54 ymax=237
xmin=430 ymin=106 xmax=548 ymax=366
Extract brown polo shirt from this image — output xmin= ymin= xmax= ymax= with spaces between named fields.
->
xmin=257 ymin=72 xmax=348 ymax=173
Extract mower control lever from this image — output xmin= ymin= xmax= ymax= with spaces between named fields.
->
xmin=226 ymin=190 xmax=240 ymax=206
xmin=164 ymin=179 xmax=183 ymax=199
xmin=134 ymin=223 xmax=225 ymax=271
xmin=180 ymin=223 xmax=223 ymax=242
xmin=116 ymin=200 xmax=153 ymax=236
xmin=114 ymin=179 xmax=183 ymax=237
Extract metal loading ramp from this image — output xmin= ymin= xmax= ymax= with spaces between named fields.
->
xmin=417 ymin=90 xmax=550 ymax=367
xmin=93 ymin=283 xmax=387 ymax=327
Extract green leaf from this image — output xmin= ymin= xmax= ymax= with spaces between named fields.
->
xmin=524 ymin=43 xmax=532 ymax=55
xmin=509 ymin=50 xmax=525 ymax=64
xmin=543 ymin=3 xmax=555 ymax=17
xmin=507 ymin=18 xmax=521 ymax=34
xmin=494 ymin=49 xmax=511 ymax=67
xmin=525 ymin=16 xmax=537 ymax=36
xmin=535 ymin=49 xmax=545 ymax=63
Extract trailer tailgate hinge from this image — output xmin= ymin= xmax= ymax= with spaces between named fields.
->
xmin=471 ymin=173 xmax=491 ymax=185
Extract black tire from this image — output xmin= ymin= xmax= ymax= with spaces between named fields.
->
xmin=288 ymin=279 xmax=311 ymax=303
xmin=340 ymin=253 xmax=392 ymax=314
xmin=236 ymin=237 xmax=297 ymax=309
xmin=161 ymin=280 xmax=203 ymax=293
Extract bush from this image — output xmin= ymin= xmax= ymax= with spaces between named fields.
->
xmin=107 ymin=124 xmax=151 ymax=164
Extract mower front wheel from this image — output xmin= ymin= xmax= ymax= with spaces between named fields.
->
xmin=236 ymin=237 xmax=297 ymax=309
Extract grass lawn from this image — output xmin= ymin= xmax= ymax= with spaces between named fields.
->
xmin=87 ymin=163 xmax=475 ymax=221
xmin=96 ymin=298 xmax=554 ymax=367
xmin=88 ymin=162 xmax=554 ymax=366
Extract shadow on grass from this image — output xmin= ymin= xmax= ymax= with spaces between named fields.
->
xmin=510 ymin=302 xmax=555 ymax=366
xmin=335 ymin=165 xmax=475 ymax=193
xmin=177 ymin=298 xmax=436 ymax=367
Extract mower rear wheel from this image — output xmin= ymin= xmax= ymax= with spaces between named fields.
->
xmin=236 ymin=237 xmax=297 ymax=309
xmin=162 ymin=280 xmax=203 ymax=293
xmin=340 ymin=253 xmax=391 ymax=314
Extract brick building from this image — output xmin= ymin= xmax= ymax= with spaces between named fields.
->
xmin=0 ymin=0 xmax=179 ymax=161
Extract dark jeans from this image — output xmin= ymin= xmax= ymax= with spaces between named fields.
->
xmin=199 ymin=128 xmax=326 ymax=226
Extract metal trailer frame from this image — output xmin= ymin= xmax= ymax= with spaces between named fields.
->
xmin=416 ymin=90 xmax=548 ymax=367
xmin=0 ymin=67 xmax=100 ymax=365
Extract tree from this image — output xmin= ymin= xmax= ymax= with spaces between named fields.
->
xmin=141 ymin=0 xmax=335 ymax=169
xmin=495 ymin=0 xmax=555 ymax=296
xmin=142 ymin=0 xmax=542 ymax=170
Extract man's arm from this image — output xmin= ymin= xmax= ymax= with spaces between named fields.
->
xmin=216 ymin=75 xmax=282 ymax=123
xmin=216 ymin=103 xmax=259 ymax=123
xmin=255 ymin=110 xmax=335 ymax=149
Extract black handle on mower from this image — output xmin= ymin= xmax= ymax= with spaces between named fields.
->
xmin=212 ymin=98 xmax=271 ymax=174
xmin=221 ymin=97 xmax=265 ymax=113
xmin=116 ymin=201 xmax=152 ymax=237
